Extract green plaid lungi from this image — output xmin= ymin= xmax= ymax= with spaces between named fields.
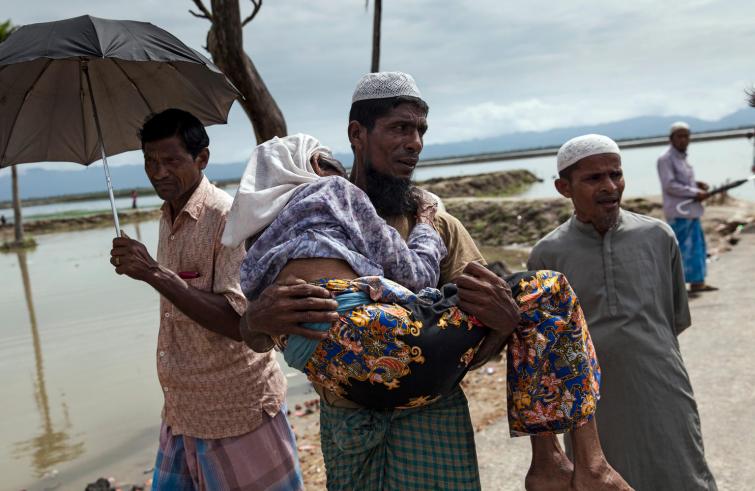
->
xmin=319 ymin=385 xmax=480 ymax=490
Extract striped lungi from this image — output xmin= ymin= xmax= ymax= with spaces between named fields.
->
xmin=319 ymin=385 xmax=480 ymax=490
xmin=151 ymin=409 xmax=303 ymax=491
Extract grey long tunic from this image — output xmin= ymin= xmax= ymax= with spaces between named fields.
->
xmin=528 ymin=209 xmax=716 ymax=491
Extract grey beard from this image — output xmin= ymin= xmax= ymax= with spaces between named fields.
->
xmin=593 ymin=208 xmax=621 ymax=234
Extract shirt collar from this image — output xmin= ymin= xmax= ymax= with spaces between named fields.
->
xmin=161 ymin=175 xmax=211 ymax=223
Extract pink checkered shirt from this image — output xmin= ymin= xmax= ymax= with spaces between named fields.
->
xmin=155 ymin=176 xmax=286 ymax=439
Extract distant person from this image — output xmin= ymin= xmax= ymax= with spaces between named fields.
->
xmin=131 ymin=189 xmax=138 ymax=209
xmin=529 ymin=134 xmax=717 ymax=491
xmin=108 ymin=109 xmax=302 ymax=490
xmin=0 ymin=214 xmax=6 ymax=226
xmin=657 ymin=122 xmax=717 ymax=293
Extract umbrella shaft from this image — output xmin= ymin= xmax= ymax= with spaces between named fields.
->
xmin=83 ymin=63 xmax=121 ymax=237
xmin=101 ymin=155 xmax=121 ymax=237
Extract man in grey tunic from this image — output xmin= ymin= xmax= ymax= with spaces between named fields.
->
xmin=528 ymin=134 xmax=716 ymax=491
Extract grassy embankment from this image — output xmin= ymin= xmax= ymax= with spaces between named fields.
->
xmin=0 ymin=177 xmax=241 ymax=209
xmin=3 ymin=169 xmax=753 ymax=259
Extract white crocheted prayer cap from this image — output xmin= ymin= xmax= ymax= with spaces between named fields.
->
xmin=670 ymin=121 xmax=690 ymax=135
xmin=556 ymin=134 xmax=621 ymax=173
xmin=352 ymin=71 xmax=422 ymax=103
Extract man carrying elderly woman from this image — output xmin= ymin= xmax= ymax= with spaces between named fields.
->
xmin=234 ymin=72 xmax=630 ymax=490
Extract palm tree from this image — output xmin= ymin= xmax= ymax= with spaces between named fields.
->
xmin=0 ymin=20 xmax=24 ymax=245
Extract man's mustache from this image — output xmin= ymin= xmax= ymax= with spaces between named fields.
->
xmin=596 ymin=193 xmax=620 ymax=203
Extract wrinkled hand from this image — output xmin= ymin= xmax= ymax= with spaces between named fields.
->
xmin=456 ymin=262 xmax=519 ymax=337
xmin=696 ymin=190 xmax=710 ymax=201
xmin=241 ymin=277 xmax=339 ymax=342
xmin=415 ymin=191 xmax=438 ymax=225
xmin=110 ymin=232 xmax=159 ymax=281
xmin=696 ymin=181 xmax=710 ymax=191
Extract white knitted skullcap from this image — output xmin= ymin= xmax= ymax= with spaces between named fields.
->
xmin=352 ymin=72 xmax=422 ymax=103
xmin=669 ymin=121 xmax=690 ymax=135
xmin=556 ymin=134 xmax=621 ymax=173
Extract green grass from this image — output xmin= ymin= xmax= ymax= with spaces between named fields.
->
xmin=27 ymin=205 xmax=159 ymax=221
xmin=0 ymin=236 xmax=37 ymax=252
xmin=0 ymin=177 xmax=239 ymax=208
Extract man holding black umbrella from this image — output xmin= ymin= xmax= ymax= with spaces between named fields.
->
xmin=110 ymin=109 xmax=303 ymax=490
xmin=657 ymin=122 xmax=717 ymax=293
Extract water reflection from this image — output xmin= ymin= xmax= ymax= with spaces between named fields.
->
xmin=11 ymin=250 xmax=85 ymax=477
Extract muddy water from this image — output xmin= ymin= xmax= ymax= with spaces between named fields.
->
xmin=0 ymin=220 xmax=313 ymax=491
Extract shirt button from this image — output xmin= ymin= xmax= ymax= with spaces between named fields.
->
xmin=164 ymin=312 xmax=171 ymax=318
xmin=170 ymin=235 xmax=176 ymax=240
xmin=163 ymin=386 xmax=169 ymax=392
xmin=159 ymin=351 xmax=166 ymax=357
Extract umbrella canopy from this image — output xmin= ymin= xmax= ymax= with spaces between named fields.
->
xmin=0 ymin=15 xmax=239 ymax=166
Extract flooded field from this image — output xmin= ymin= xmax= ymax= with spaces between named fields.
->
xmin=0 ymin=220 xmax=313 ymax=491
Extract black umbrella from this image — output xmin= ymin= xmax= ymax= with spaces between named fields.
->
xmin=0 ymin=15 xmax=240 ymax=235
xmin=676 ymin=175 xmax=755 ymax=215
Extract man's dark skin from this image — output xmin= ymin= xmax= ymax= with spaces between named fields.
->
xmin=241 ymin=102 xmax=520 ymax=362
xmin=109 ymin=135 xmax=242 ymax=341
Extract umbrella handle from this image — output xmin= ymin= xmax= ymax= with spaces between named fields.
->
xmin=675 ymin=199 xmax=694 ymax=216
xmin=83 ymin=62 xmax=121 ymax=238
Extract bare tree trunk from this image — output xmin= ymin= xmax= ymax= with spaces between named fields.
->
xmin=11 ymin=165 xmax=24 ymax=244
xmin=371 ymin=0 xmax=382 ymax=72
xmin=203 ymin=0 xmax=286 ymax=143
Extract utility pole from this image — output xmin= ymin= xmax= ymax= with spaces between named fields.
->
xmin=371 ymin=0 xmax=381 ymax=72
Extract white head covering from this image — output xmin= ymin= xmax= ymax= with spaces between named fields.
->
xmin=556 ymin=134 xmax=621 ymax=173
xmin=352 ymin=71 xmax=422 ymax=103
xmin=670 ymin=121 xmax=690 ymax=136
xmin=221 ymin=134 xmax=329 ymax=248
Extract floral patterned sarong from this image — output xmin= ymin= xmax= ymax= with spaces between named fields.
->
xmin=506 ymin=270 xmax=601 ymax=436
xmin=296 ymin=271 xmax=600 ymax=436
xmin=303 ymin=277 xmax=486 ymax=409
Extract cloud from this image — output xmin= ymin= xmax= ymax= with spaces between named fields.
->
xmin=2 ymin=0 xmax=754 ymax=164
xmin=427 ymin=80 xmax=753 ymax=144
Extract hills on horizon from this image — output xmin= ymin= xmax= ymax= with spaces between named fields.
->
xmin=2 ymin=108 xmax=754 ymax=201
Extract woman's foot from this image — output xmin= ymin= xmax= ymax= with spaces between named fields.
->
xmin=571 ymin=459 xmax=633 ymax=491
xmin=525 ymin=451 xmax=573 ymax=490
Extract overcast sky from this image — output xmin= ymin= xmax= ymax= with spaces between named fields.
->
xmin=4 ymin=0 xmax=755 ymax=169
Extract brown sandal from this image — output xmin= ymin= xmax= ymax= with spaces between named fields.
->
xmin=689 ymin=284 xmax=719 ymax=293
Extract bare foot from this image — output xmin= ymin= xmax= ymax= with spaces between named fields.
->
xmin=571 ymin=459 xmax=633 ymax=491
xmin=525 ymin=453 xmax=573 ymax=491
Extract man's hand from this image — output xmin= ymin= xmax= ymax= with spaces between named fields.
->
xmin=456 ymin=262 xmax=519 ymax=337
xmin=696 ymin=190 xmax=710 ymax=201
xmin=696 ymin=181 xmax=710 ymax=191
xmin=110 ymin=232 xmax=159 ymax=281
xmin=241 ymin=277 xmax=339 ymax=342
